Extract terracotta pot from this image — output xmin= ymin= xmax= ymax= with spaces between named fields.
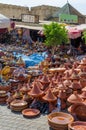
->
xmin=28 ymin=82 xmax=44 ymax=98
xmin=80 ymin=79 xmax=86 ymax=88
xmin=68 ymin=121 xmax=86 ymax=130
xmin=48 ymin=112 xmax=74 ymax=130
xmin=67 ymin=91 xmax=83 ymax=104
xmin=68 ymin=103 xmax=86 ymax=121
xmin=80 ymin=91 xmax=86 ymax=99
xmin=22 ymin=108 xmax=40 ymax=118
xmin=10 ymin=99 xmax=28 ymax=111
xmin=0 ymin=85 xmax=11 ymax=92
xmin=42 ymin=89 xmax=57 ymax=102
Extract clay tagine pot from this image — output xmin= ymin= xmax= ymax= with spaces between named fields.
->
xmin=39 ymin=74 xmax=50 ymax=85
xmin=10 ymin=99 xmax=28 ymax=111
xmin=68 ymin=121 xmax=86 ymax=130
xmin=67 ymin=91 xmax=83 ymax=104
xmin=79 ymin=71 xmax=86 ymax=79
xmin=68 ymin=103 xmax=86 ymax=121
xmin=80 ymin=58 xmax=86 ymax=66
xmin=48 ymin=112 xmax=74 ymax=130
xmin=16 ymin=56 xmax=25 ymax=67
xmin=22 ymin=108 xmax=40 ymax=118
xmin=42 ymin=89 xmax=57 ymax=112
xmin=58 ymin=90 xmax=67 ymax=99
xmin=42 ymin=89 xmax=57 ymax=102
xmin=20 ymin=85 xmax=29 ymax=94
xmin=80 ymin=91 xmax=86 ymax=99
xmin=70 ymin=73 xmax=80 ymax=81
xmin=28 ymin=82 xmax=44 ymax=98
xmin=13 ymin=90 xmax=22 ymax=99
xmin=69 ymin=81 xmax=82 ymax=91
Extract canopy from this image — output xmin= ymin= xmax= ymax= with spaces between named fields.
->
xmin=16 ymin=24 xmax=43 ymax=31
xmin=0 ymin=14 xmax=10 ymax=29
xmin=76 ymin=24 xmax=86 ymax=31
xmin=66 ymin=26 xmax=81 ymax=39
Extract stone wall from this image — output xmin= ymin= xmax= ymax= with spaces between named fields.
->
xmin=0 ymin=3 xmax=85 ymax=24
xmin=0 ymin=3 xmax=60 ymax=20
xmin=0 ymin=3 xmax=29 ymax=19
xmin=31 ymin=5 xmax=60 ymax=20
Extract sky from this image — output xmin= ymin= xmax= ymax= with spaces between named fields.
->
xmin=0 ymin=0 xmax=86 ymax=15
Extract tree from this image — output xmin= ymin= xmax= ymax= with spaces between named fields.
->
xmin=82 ymin=30 xmax=86 ymax=44
xmin=43 ymin=22 xmax=68 ymax=47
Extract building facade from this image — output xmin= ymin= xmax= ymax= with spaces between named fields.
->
xmin=0 ymin=3 xmax=85 ymax=24
xmin=0 ymin=3 xmax=59 ymax=21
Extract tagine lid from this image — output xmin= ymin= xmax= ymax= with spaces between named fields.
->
xmin=80 ymin=58 xmax=86 ymax=65
xmin=42 ymin=89 xmax=57 ymax=102
xmin=28 ymin=82 xmax=44 ymax=97
xmin=79 ymin=71 xmax=86 ymax=77
xmin=69 ymin=82 xmax=82 ymax=90
xmin=39 ymin=75 xmax=50 ymax=84
xmin=17 ymin=56 xmax=25 ymax=65
xmin=68 ymin=121 xmax=86 ymax=130
xmin=58 ymin=90 xmax=67 ymax=99
xmin=20 ymin=85 xmax=28 ymax=93
xmin=70 ymin=73 xmax=80 ymax=80
xmin=82 ymin=87 xmax=86 ymax=92
xmin=63 ymin=72 xmax=70 ymax=80
xmin=67 ymin=91 xmax=83 ymax=104
xmin=80 ymin=91 xmax=86 ymax=99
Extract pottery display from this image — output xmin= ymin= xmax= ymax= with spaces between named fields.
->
xmin=22 ymin=108 xmax=40 ymax=118
xmin=48 ymin=112 xmax=74 ymax=130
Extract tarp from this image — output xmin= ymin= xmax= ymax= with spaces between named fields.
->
xmin=0 ymin=14 xmax=10 ymax=28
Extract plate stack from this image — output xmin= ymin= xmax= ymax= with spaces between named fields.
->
xmin=10 ymin=100 xmax=28 ymax=112
xmin=0 ymin=90 xmax=7 ymax=104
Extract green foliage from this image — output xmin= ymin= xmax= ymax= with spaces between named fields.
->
xmin=43 ymin=22 xmax=68 ymax=47
xmin=82 ymin=30 xmax=86 ymax=44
